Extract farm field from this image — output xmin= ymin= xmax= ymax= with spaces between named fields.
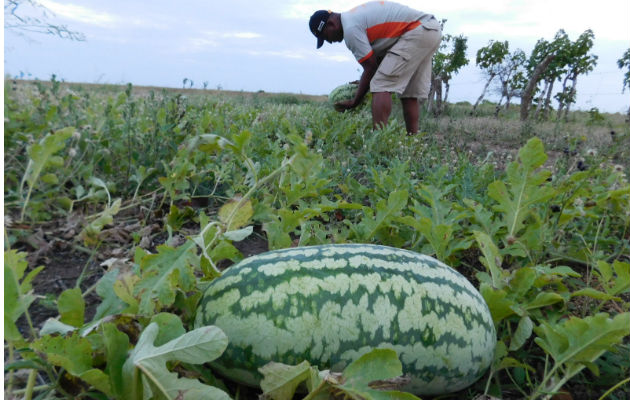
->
xmin=4 ymin=79 xmax=630 ymax=400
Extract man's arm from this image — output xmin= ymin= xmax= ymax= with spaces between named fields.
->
xmin=335 ymin=55 xmax=379 ymax=111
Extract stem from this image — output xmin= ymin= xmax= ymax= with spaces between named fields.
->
xmin=597 ymin=377 xmax=630 ymax=400
xmin=504 ymin=368 xmax=529 ymax=398
xmin=4 ymin=226 xmax=12 ymax=251
xmin=483 ymin=367 xmax=494 ymax=395
xmin=225 ymin=154 xmax=296 ymax=230
xmin=20 ymin=181 xmax=36 ymax=222
xmin=10 ymin=384 xmax=49 ymax=395
xmin=74 ymin=244 xmax=100 ymax=289
xmin=24 ymin=369 xmax=38 ymax=400
xmin=541 ymin=373 xmax=571 ymax=400
xmin=7 ymin=344 xmax=15 ymax=397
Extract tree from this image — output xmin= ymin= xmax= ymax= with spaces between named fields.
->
xmin=428 ymin=33 xmax=469 ymax=115
xmin=618 ymin=47 xmax=630 ymax=120
xmin=494 ymin=49 xmax=527 ymax=115
xmin=520 ymin=52 xmax=556 ymax=121
xmin=472 ymin=40 xmax=508 ymax=114
xmin=555 ymin=29 xmax=597 ymax=120
xmin=532 ymin=31 xmax=571 ymax=120
xmin=619 ymin=48 xmax=630 ymax=93
xmin=4 ymin=0 xmax=85 ymax=41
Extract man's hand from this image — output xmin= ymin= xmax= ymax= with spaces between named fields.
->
xmin=334 ymin=99 xmax=357 ymax=112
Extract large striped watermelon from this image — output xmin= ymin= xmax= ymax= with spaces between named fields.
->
xmin=195 ymin=244 xmax=496 ymax=396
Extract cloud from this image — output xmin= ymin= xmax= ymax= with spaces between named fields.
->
xmin=38 ymin=0 xmax=119 ymax=27
xmin=178 ymin=30 xmax=264 ymax=53
xmin=242 ymin=48 xmax=352 ymax=62
xmin=282 ymin=0 xmax=629 ymax=42
xmin=247 ymin=50 xmax=306 ymax=59
xmin=318 ymin=53 xmax=354 ymax=62
xmin=38 ymin=0 xmax=167 ymax=30
xmin=224 ymin=32 xmax=262 ymax=39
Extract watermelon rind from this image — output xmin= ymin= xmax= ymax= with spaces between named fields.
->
xmin=195 ymin=244 xmax=496 ymax=396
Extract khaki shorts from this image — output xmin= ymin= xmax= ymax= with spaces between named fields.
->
xmin=370 ymin=21 xmax=442 ymax=99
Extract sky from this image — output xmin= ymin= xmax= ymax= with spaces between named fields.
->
xmin=3 ymin=0 xmax=630 ymax=113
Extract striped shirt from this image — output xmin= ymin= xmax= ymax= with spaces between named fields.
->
xmin=341 ymin=1 xmax=435 ymax=63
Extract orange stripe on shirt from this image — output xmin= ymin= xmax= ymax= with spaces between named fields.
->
xmin=358 ymin=50 xmax=374 ymax=63
xmin=366 ymin=20 xmax=421 ymax=43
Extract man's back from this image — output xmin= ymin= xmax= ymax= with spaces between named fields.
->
xmin=341 ymin=1 xmax=434 ymax=62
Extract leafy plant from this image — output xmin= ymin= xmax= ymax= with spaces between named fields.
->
xmin=19 ymin=127 xmax=74 ymax=221
xmin=259 ymin=348 xmax=420 ymax=400
xmin=533 ymin=313 xmax=630 ymax=399
xmin=121 ymin=322 xmax=230 ymax=400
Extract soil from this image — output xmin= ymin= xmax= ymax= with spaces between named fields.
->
xmin=9 ymin=202 xmax=270 ymax=337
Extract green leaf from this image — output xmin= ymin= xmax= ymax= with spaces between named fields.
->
xmin=497 ymin=357 xmax=537 ymax=372
xmin=122 ymin=322 xmax=230 ymax=400
xmin=355 ymin=190 xmax=408 ymax=241
xmin=134 ymin=240 xmax=199 ymax=315
xmin=509 ymin=316 xmax=533 ymax=351
xmin=40 ymin=172 xmax=59 ymax=184
xmin=79 ymin=198 xmax=122 ymax=246
xmin=534 ymin=313 xmax=630 ymax=377
xmin=21 ymin=127 xmax=73 ymax=193
xmin=58 ymin=287 xmax=85 ymax=327
xmin=219 ymin=198 xmax=254 ymax=230
xmin=480 ymin=284 xmax=515 ymax=324
xmin=113 ymin=273 xmax=140 ymax=314
xmin=508 ymin=267 xmax=537 ymax=298
xmin=335 ymin=348 xmax=420 ymax=400
xmin=103 ymin=323 xmax=130 ymax=398
xmin=40 ymin=319 xmax=77 ymax=335
xmin=149 ymin=312 xmax=186 ymax=346
xmin=525 ymin=292 xmax=564 ymax=310
xmin=594 ymin=260 xmax=630 ymax=296
xmin=209 ymin=240 xmax=242 ymax=264
xmin=196 ymin=134 xmax=234 ymax=154
xmin=93 ymin=267 xmax=128 ymax=320
xmin=33 ymin=333 xmax=113 ymax=396
xmin=259 ymin=361 xmax=313 ymax=400
xmin=570 ymin=288 xmax=620 ymax=302
xmin=4 ymin=250 xmax=44 ymax=342
xmin=473 ymin=231 xmax=504 ymax=289
xmin=223 ymin=226 xmax=253 ymax=242
xmin=487 ymin=137 xmax=555 ymax=238
xmin=610 ymin=260 xmax=630 ymax=295
xmin=595 ymin=260 xmax=613 ymax=282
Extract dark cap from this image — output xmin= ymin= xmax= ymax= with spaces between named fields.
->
xmin=309 ymin=10 xmax=331 ymax=49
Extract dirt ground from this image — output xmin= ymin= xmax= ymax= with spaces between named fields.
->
xmin=10 ymin=201 xmax=269 ymax=336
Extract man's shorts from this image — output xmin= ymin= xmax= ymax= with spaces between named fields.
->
xmin=370 ymin=19 xmax=442 ymax=99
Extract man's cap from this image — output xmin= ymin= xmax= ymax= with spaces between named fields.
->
xmin=309 ymin=10 xmax=331 ymax=49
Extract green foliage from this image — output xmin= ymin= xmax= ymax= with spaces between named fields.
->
xmin=476 ymin=40 xmax=509 ymax=70
xmin=4 ymin=250 xmax=43 ymax=342
xmin=618 ymin=47 xmax=630 ymax=93
xmin=19 ymin=127 xmax=74 ymax=221
xmin=487 ymin=137 xmax=555 ymax=258
xmin=259 ymin=349 xmax=420 ymax=400
xmin=533 ymin=313 xmax=630 ymax=398
xmin=4 ymin=80 xmax=630 ymax=399
xmin=134 ymin=241 xmax=199 ymax=315
xmin=121 ymin=323 xmax=230 ymax=400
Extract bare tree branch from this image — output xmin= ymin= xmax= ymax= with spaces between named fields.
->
xmin=4 ymin=0 xmax=86 ymax=41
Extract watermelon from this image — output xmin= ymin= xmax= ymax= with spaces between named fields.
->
xmin=329 ymin=83 xmax=359 ymax=104
xmin=195 ymin=244 xmax=496 ymax=396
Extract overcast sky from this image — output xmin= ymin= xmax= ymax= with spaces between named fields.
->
xmin=4 ymin=0 xmax=630 ymax=112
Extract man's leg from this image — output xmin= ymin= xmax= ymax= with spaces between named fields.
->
xmin=401 ymin=97 xmax=419 ymax=135
xmin=372 ymin=92 xmax=392 ymax=130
